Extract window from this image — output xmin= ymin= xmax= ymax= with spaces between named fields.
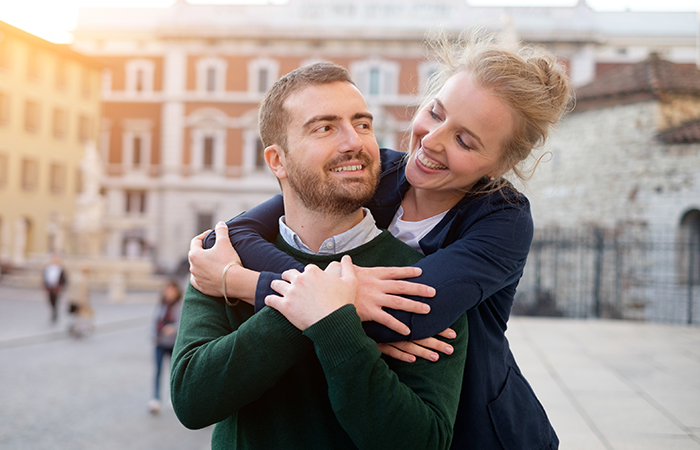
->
xmin=257 ymin=67 xmax=269 ymax=93
xmin=677 ymin=209 xmax=700 ymax=285
xmin=125 ymin=190 xmax=147 ymax=214
xmin=255 ymin=138 xmax=265 ymax=169
xmin=206 ymin=67 xmax=217 ymax=92
xmin=125 ymin=60 xmax=154 ymax=94
xmin=196 ymin=212 xmax=213 ymax=234
xmin=196 ymin=58 xmax=227 ymax=93
xmin=190 ymin=127 xmax=225 ymax=173
xmin=368 ymin=67 xmax=381 ymax=96
xmin=248 ymin=59 xmax=279 ymax=94
xmin=121 ymin=121 xmax=153 ymax=171
xmin=203 ymin=136 xmax=214 ymax=169
xmin=0 ymin=91 xmax=8 ymax=126
xmin=27 ymin=49 xmax=40 ymax=81
xmin=49 ymin=163 xmax=65 ymax=194
xmin=21 ymin=158 xmax=38 ymax=191
xmin=24 ymin=100 xmax=40 ymax=133
xmin=418 ymin=61 xmax=439 ymax=95
xmin=101 ymin=69 xmax=112 ymax=94
xmin=133 ymin=136 xmax=142 ymax=166
xmin=56 ymin=59 xmax=67 ymax=90
xmin=78 ymin=115 xmax=91 ymax=143
xmin=0 ymin=36 xmax=10 ymax=70
xmin=81 ymin=67 xmax=92 ymax=99
xmin=52 ymin=108 xmax=67 ymax=138
xmin=350 ymin=60 xmax=399 ymax=99
xmin=0 ymin=153 xmax=7 ymax=187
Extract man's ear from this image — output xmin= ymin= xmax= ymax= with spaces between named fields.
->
xmin=265 ymin=144 xmax=287 ymax=180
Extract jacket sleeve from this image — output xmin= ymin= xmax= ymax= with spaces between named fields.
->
xmin=305 ymin=305 xmax=468 ymax=450
xmin=170 ymin=283 xmax=313 ymax=430
xmin=365 ymin=198 xmax=533 ymax=342
xmin=204 ymin=193 xmax=305 ymax=275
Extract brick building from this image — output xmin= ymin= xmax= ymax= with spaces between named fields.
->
xmin=70 ymin=0 xmax=698 ymax=271
xmin=0 ymin=20 xmax=101 ymax=267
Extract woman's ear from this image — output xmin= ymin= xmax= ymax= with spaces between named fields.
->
xmin=265 ymin=145 xmax=287 ymax=180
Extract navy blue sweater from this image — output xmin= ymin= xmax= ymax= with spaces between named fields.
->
xmin=204 ymin=148 xmax=558 ymax=450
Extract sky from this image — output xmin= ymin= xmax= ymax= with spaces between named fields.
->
xmin=0 ymin=0 xmax=698 ymax=44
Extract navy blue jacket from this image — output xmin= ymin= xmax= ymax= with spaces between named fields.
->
xmin=204 ymin=148 xmax=558 ymax=450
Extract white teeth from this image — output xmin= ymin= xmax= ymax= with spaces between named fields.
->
xmin=417 ymin=150 xmax=447 ymax=170
xmin=331 ymin=165 xmax=363 ymax=172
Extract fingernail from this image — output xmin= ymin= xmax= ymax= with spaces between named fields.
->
xmin=448 ymin=332 xmax=456 ymax=339
xmin=408 ymin=356 xmax=416 ymax=363
xmin=217 ymin=221 xmax=225 ymax=226
xmin=445 ymin=346 xmax=453 ymax=354
xmin=430 ymin=353 xmax=438 ymax=361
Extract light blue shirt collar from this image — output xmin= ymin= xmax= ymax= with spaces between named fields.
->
xmin=279 ymin=208 xmax=382 ymax=255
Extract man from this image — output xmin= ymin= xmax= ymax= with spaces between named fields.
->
xmin=43 ymin=253 xmax=67 ymax=323
xmin=171 ymin=63 xmax=468 ymax=450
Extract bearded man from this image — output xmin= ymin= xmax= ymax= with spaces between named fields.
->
xmin=171 ymin=63 xmax=468 ymax=450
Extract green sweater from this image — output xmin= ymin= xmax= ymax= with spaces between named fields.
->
xmin=171 ymin=230 xmax=468 ymax=450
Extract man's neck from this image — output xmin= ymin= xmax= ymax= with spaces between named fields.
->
xmin=282 ymin=201 xmax=365 ymax=254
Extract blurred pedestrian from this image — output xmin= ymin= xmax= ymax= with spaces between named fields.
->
xmin=42 ymin=254 xmax=67 ymax=323
xmin=149 ymin=279 xmax=182 ymax=414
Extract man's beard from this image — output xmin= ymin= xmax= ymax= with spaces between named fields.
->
xmin=285 ymin=152 xmax=379 ymax=217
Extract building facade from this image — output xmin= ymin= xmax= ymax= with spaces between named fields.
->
xmin=0 ymin=21 xmax=101 ymax=267
xmin=520 ymin=55 xmax=700 ymax=323
xmin=70 ymin=0 xmax=698 ymax=271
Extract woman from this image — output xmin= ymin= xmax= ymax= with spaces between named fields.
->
xmin=189 ymin=34 xmax=572 ymax=449
xmin=149 ymin=279 xmax=182 ymax=414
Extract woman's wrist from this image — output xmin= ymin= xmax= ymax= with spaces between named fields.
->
xmin=225 ymin=264 xmax=260 ymax=305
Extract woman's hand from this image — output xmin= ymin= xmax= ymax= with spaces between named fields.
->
xmin=377 ymin=328 xmax=456 ymax=363
xmin=353 ymin=266 xmax=436 ymax=336
xmin=266 ymin=255 xmax=358 ymax=331
xmin=188 ymin=222 xmax=259 ymax=304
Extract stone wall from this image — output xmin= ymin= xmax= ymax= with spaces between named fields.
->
xmin=524 ymin=100 xmax=700 ymax=232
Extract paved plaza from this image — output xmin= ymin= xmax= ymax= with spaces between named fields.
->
xmin=1 ymin=284 xmax=699 ymax=449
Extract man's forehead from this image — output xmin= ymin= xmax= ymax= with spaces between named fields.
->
xmin=285 ymin=82 xmax=369 ymax=121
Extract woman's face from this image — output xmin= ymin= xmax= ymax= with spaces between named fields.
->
xmin=405 ymin=71 xmax=515 ymax=195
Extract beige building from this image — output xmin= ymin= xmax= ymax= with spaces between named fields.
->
xmin=0 ymin=21 xmax=102 ymax=268
xmin=70 ymin=0 xmax=698 ymax=272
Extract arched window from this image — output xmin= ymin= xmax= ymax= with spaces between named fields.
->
xmin=677 ymin=209 xmax=700 ymax=285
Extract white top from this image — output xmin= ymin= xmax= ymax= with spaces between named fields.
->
xmin=388 ymin=205 xmax=449 ymax=254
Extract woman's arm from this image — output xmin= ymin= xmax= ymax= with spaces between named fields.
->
xmin=189 ymin=194 xmax=435 ymax=335
xmin=366 ymin=195 xmax=534 ymax=342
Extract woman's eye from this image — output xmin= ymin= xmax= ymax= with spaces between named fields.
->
xmin=429 ymin=108 xmax=441 ymax=120
xmin=456 ymin=135 xmax=472 ymax=150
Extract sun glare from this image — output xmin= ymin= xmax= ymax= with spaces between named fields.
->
xmin=0 ymin=0 xmax=696 ymax=44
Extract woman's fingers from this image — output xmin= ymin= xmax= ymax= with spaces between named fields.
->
xmin=377 ymin=343 xmax=416 ymax=363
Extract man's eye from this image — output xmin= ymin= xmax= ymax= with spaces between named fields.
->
xmin=317 ymin=125 xmax=331 ymax=132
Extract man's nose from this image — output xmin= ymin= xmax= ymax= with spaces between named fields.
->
xmin=337 ymin=124 xmax=364 ymax=153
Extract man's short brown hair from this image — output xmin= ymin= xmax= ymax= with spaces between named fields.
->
xmin=258 ymin=62 xmax=354 ymax=151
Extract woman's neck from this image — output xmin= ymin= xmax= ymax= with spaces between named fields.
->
xmin=401 ymin=187 xmax=464 ymax=222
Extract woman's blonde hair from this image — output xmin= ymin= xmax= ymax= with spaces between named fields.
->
xmin=418 ymin=31 xmax=575 ymax=193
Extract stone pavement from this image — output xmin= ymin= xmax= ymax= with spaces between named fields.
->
xmin=1 ymin=285 xmax=699 ymax=449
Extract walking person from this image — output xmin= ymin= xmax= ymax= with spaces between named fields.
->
xmin=42 ymin=253 xmax=67 ymax=323
xmin=149 ymin=279 xmax=182 ymax=415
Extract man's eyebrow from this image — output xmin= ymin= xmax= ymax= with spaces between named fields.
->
xmin=302 ymin=112 xmax=374 ymax=130
xmin=434 ymin=99 xmax=484 ymax=148
xmin=353 ymin=112 xmax=374 ymax=122
xmin=302 ymin=115 xmax=341 ymax=130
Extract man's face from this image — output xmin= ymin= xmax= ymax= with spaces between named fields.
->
xmin=279 ymin=81 xmax=380 ymax=216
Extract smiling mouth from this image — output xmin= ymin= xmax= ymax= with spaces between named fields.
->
xmin=417 ymin=149 xmax=447 ymax=170
xmin=331 ymin=164 xmax=364 ymax=172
